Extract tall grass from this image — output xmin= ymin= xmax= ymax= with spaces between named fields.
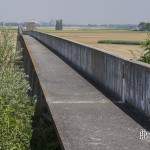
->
xmin=0 ymin=29 xmax=35 ymax=150
xmin=140 ymin=33 xmax=150 ymax=64
xmin=0 ymin=29 xmax=16 ymax=69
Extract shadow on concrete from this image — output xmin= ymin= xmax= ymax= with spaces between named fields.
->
xmin=30 ymin=98 xmax=61 ymax=150
xmin=19 ymin=38 xmax=62 ymax=150
xmin=43 ymin=45 xmax=150 ymax=133
xmin=23 ymin=35 xmax=150 ymax=148
xmin=32 ymin=38 xmax=150 ymax=132
xmin=115 ymin=102 xmax=150 ymax=132
xmin=49 ymin=46 xmax=150 ymax=133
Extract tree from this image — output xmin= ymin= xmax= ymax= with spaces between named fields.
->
xmin=55 ymin=19 xmax=63 ymax=30
xmin=138 ymin=22 xmax=150 ymax=31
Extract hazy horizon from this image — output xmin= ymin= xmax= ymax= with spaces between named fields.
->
xmin=0 ymin=0 xmax=150 ymax=24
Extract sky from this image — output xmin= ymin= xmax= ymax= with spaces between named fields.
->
xmin=0 ymin=0 xmax=150 ymax=24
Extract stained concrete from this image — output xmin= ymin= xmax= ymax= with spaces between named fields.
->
xmin=23 ymin=35 xmax=150 ymax=150
xmin=28 ymin=31 xmax=150 ymax=117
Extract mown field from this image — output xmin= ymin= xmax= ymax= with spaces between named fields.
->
xmin=37 ymin=28 xmax=148 ymax=59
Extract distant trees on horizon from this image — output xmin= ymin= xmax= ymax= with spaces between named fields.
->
xmin=138 ymin=22 xmax=150 ymax=31
xmin=55 ymin=19 xmax=63 ymax=30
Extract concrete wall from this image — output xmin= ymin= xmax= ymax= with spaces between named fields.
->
xmin=26 ymin=31 xmax=150 ymax=117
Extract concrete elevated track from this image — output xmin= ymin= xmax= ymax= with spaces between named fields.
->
xmin=17 ymin=29 xmax=150 ymax=150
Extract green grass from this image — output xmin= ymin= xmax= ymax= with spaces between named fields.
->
xmin=0 ymin=67 xmax=34 ymax=150
xmin=97 ymin=40 xmax=142 ymax=45
xmin=140 ymin=34 xmax=150 ymax=64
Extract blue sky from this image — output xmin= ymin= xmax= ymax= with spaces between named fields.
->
xmin=0 ymin=0 xmax=150 ymax=24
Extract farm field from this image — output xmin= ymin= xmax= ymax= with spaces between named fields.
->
xmin=37 ymin=28 xmax=148 ymax=59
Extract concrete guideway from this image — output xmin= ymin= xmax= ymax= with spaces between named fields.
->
xmin=23 ymin=35 xmax=150 ymax=150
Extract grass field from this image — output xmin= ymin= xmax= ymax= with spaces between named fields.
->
xmin=37 ymin=27 xmax=148 ymax=60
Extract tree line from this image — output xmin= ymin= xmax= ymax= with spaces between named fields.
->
xmin=138 ymin=22 xmax=150 ymax=31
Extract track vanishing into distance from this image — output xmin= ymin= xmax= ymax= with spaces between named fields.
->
xmin=18 ymin=32 xmax=150 ymax=150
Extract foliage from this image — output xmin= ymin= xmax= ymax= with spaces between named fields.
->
xmin=97 ymin=40 xmax=141 ymax=45
xmin=0 ymin=29 xmax=35 ymax=150
xmin=30 ymin=108 xmax=60 ymax=150
xmin=0 ymin=67 xmax=34 ymax=150
xmin=140 ymin=33 xmax=150 ymax=63
xmin=0 ymin=29 xmax=16 ymax=69
xmin=55 ymin=20 xmax=63 ymax=31
xmin=138 ymin=22 xmax=150 ymax=31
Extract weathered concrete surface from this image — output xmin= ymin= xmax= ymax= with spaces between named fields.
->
xmin=23 ymin=35 xmax=150 ymax=150
xmin=27 ymin=31 xmax=150 ymax=117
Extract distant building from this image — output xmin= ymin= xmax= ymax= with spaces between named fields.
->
xmin=24 ymin=22 xmax=37 ymax=31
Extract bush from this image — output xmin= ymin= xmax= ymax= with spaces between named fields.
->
xmin=97 ymin=40 xmax=141 ymax=45
xmin=31 ymin=110 xmax=60 ymax=150
xmin=138 ymin=22 xmax=150 ymax=31
xmin=140 ymin=34 xmax=150 ymax=64
xmin=0 ymin=67 xmax=34 ymax=150
xmin=0 ymin=29 xmax=35 ymax=150
xmin=0 ymin=29 xmax=16 ymax=69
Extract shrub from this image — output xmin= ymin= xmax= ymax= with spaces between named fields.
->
xmin=97 ymin=40 xmax=141 ymax=45
xmin=0 ymin=67 xmax=34 ymax=150
xmin=140 ymin=33 xmax=150 ymax=64
xmin=0 ymin=29 xmax=16 ymax=69
xmin=0 ymin=29 xmax=35 ymax=150
xmin=138 ymin=22 xmax=150 ymax=31
xmin=31 ymin=110 xmax=60 ymax=150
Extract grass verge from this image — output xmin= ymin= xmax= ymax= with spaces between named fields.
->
xmin=97 ymin=40 xmax=141 ymax=45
